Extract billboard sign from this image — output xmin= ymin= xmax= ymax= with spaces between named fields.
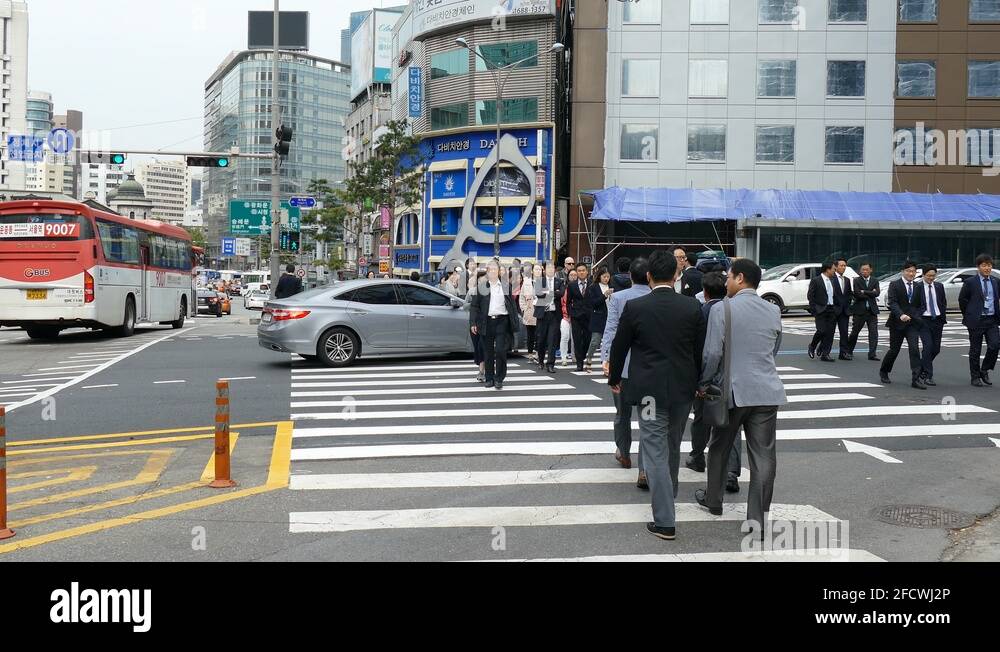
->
xmin=350 ymin=12 xmax=374 ymax=100
xmin=248 ymin=11 xmax=309 ymax=50
xmin=373 ymin=10 xmax=399 ymax=84
xmin=412 ymin=0 xmax=555 ymax=40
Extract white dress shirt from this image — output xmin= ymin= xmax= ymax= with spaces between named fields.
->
xmin=545 ymin=276 xmax=557 ymax=311
xmin=823 ymin=275 xmax=834 ymax=305
xmin=488 ymin=281 xmax=507 ymax=316
xmin=923 ymin=282 xmax=938 ymax=317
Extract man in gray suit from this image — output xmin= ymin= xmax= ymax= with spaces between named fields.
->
xmin=601 ymin=257 xmax=651 ymax=484
xmin=696 ymin=258 xmax=787 ymax=538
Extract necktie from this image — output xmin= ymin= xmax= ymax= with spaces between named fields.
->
xmin=928 ymin=285 xmax=936 ymax=318
xmin=985 ymin=278 xmax=992 ymax=314
xmin=906 ymin=281 xmax=913 ymax=301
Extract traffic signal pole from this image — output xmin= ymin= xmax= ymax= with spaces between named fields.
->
xmin=270 ymin=0 xmax=282 ymax=301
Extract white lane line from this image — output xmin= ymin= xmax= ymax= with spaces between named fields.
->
xmin=4 ymin=328 xmax=196 ymax=414
xmin=2 ymin=379 xmax=65 ymax=385
xmin=777 ymin=374 xmax=839 ymax=380
xmin=82 ymin=384 xmax=119 ymax=390
xmin=289 ymin=467 xmax=730 ymax=490
xmin=293 ymin=376 xmax=553 ymax=389
xmin=0 ymin=392 xmax=37 ymax=398
xmin=219 ymin=376 xmax=257 ymax=381
xmin=289 ymin=503 xmax=839 ymax=533
xmin=290 ymin=369 xmax=536 ymax=381
xmin=290 ymin=384 xmax=575 ymax=398
xmin=292 ymin=406 xmax=618 ymax=422
xmin=290 ymin=441 xmax=660 ymax=461
xmin=292 ymin=421 xmax=623 ymax=438
xmin=290 ymin=363 xmax=495 ymax=374
xmin=776 ymin=367 xmax=802 ymax=372
xmin=37 ymin=364 xmax=103 ymax=371
xmin=153 ymin=380 xmax=186 ymax=385
xmin=290 ymin=394 xmax=601 ymax=409
xmin=785 ymin=393 xmax=874 ymax=403
xmin=71 ymin=351 xmax=133 ymax=357
xmin=779 ymin=424 xmax=1000 ymax=440
xmin=481 ymin=550 xmax=885 ymax=562
xmin=782 ymin=382 xmax=883 ymax=390
xmin=20 ymin=372 xmax=83 ymax=379
xmin=779 ymin=405 xmax=994 ymax=419
xmin=571 ymin=371 xmax=604 ymax=376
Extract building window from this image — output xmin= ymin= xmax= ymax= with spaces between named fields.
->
xmin=897 ymin=61 xmax=936 ymax=97
xmin=689 ymin=59 xmax=728 ymax=97
xmin=688 ymin=125 xmax=727 ymax=162
xmin=827 ymin=61 xmax=866 ymax=97
xmin=756 ymin=125 xmax=795 ymax=163
xmin=829 ymin=0 xmax=867 ymax=22
xmin=476 ymin=41 xmax=538 ymax=70
xmin=690 ymin=0 xmax=729 ymax=23
xmin=624 ymin=0 xmax=661 ymax=23
xmin=758 ymin=60 xmax=797 ymax=97
xmin=430 ymin=49 xmax=468 ymax=80
xmin=620 ymin=124 xmax=659 ymax=161
xmin=430 ymin=103 xmax=469 ymax=130
xmin=970 ymin=0 xmax=1000 ymax=21
xmin=622 ymin=59 xmax=660 ymax=97
xmin=826 ymin=126 xmax=865 ymax=164
xmin=759 ymin=0 xmax=799 ymax=23
xmin=898 ymin=0 xmax=937 ymax=21
xmin=475 ymin=98 xmax=538 ymax=125
xmin=969 ymin=61 xmax=1000 ymax=97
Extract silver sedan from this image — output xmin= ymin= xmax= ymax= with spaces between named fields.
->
xmin=257 ymin=279 xmax=473 ymax=367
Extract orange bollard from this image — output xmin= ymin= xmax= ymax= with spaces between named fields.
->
xmin=0 ymin=407 xmax=15 ymax=540
xmin=209 ymin=381 xmax=236 ymax=489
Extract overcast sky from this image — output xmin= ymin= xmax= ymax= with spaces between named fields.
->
xmin=27 ymin=0 xmax=394 ymax=165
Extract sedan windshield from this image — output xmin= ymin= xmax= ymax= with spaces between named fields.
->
xmin=760 ymin=264 xmax=797 ymax=281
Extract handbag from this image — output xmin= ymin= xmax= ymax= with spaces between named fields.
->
xmin=702 ymin=298 xmax=732 ymax=428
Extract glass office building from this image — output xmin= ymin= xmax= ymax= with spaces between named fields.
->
xmin=203 ymin=50 xmax=350 ymax=259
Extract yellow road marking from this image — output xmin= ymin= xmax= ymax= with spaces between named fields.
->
xmin=8 ymin=449 xmax=175 ymax=467
xmin=8 ymin=466 xmax=97 ymax=493
xmin=200 ymin=433 xmax=239 ymax=482
xmin=9 ymin=482 xmax=203 ymax=529
xmin=8 ymin=433 xmax=218 ymax=456
xmin=8 ymin=450 xmax=172 ymax=511
xmin=266 ymin=421 xmax=293 ymax=489
xmin=8 ymin=422 xmax=281 ymax=447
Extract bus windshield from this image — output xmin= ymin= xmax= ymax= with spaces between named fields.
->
xmin=0 ymin=214 xmax=94 ymax=241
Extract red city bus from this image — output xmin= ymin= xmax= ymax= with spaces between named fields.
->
xmin=0 ymin=199 xmax=194 ymax=339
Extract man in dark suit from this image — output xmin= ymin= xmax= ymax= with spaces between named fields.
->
xmin=833 ymin=258 xmax=853 ymax=360
xmin=274 ymin=264 xmax=303 ymax=299
xmin=807 ymin=262 xmax=839 ymax=362
xmin=566 ymin=263 xmax=593 ymax=371
xmin=469 ymin=261 xmax=519 ymax=390
xmin=532 ymin=262 xmax=564 ymax=374
xmin=847 ymin=262 xmax=881 ymax=361
xmin=959 ymin=254 xmax=1000 ymax=388
xmin=681 ymin=252 xmax=704 ymax=298
xmin=916 ymin=264 xmax=948 ymax=386
xmin=880 ymin=260 xmax=927 ymax=390
xmin=609 ymin=250 xmax=704 ymax=541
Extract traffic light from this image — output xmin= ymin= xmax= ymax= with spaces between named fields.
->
xmin=84 ymin=152 xmax=127 ymax=165
xmin=186 ymin=156 xmax=230 ymax=168
xmin=280 ymin=230 xmax=300 ymax=252
xmin=275 ymin=124 xmax=293 ymax=158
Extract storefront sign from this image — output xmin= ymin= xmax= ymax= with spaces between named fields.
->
xmin=433 ymin=170 xmax=466 ymax=199
xmin=412 ymin=0 xmax=555 ymax=41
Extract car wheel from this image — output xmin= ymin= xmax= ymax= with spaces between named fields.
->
xmin=171 ymin=299 xmax=186 ymax=329
xmin=26 ymin=327 xmax=60 ymax=340
xmin=112 ymin=297 xmax=136 ymax=337
xmin=762 ymin=294 xmax=787 ymax=314
xmin=318 ymin=327 xmax=360 ymax=368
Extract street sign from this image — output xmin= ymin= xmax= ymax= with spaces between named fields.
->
xmin=296 ymin=266 xmax=306 ymax=278
xmin=221 ymin=238 xmax=236 ymax=257
xmin=235 ymin=238 xmax=252 ymax=257
xmin=289 ymin=196 xmax=316 ymax=209
xmin=6 ymin=135 xmax=45 ymax=162
xmin=358 ymin=257 xmax=368 ymax=266
xmin=229 ymin=200 xmax=301 ymax=236
xmin=379 ymin=245 xmax=390 ymax=259
xmin=408 ymin=67 xmax=422 ymax=118
xmin=379 ymin=261 xmax=390 ymax=274
xmin=47 ymin=128 xmax=75 ymax=155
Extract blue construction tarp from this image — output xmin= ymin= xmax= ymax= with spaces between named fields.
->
xmin=586 ymin=187 xmax=1000 ymax=224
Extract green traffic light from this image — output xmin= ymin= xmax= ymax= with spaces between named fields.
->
xmin=111 ymin=154 xmax=126 ymax=165
xmin=217 ymin=158 xmax=229 ymax=168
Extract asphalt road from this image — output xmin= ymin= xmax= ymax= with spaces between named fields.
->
xmin=2 ymin=308 xmax=998 ymax=562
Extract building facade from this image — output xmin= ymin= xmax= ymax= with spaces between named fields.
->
xmin=82 ymin=164 xmax=128 ymax=205
xmin=109 ymin=174 xmax=154 ymax=220
xmin=202 ymin=49 xmax=351 ymax=259
xmin=0 ymin=0 xmax=28 ymax=191
xmin=135 ymin=159 xmax=192 ymax=224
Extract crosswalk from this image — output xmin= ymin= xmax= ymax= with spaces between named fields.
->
xmin=278 ymin=356 xmax=1000 ymax=561
xmin=780 ymin=319 xmax=974 ymax=349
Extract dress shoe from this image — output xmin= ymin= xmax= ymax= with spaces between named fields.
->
xmin=476 ymin=371 xmax=485 ymax=383
xmin=726 ymin=476 xmax=740 ymax=493
xmin=495 ymin=382 xmax=503 ymax=391
xmin=615 ymin=451 xmax=632 ymax=469
xmin=982 ymin=371 xmax=993 ymax=386
xmin=868 ymin=354 xmax=880 ymax=361
xmin=694 ymin=489 xmax=723 ymax=516
xmin=838 ymin=353 xmax=851 ymax=361
xmin=807 ymin=345 xmax=816 ymax=359
xmin=972 ymin=376 xmax=986 ymax=387
xmin=546 ymin=365 xmax=556 ymax=374
xmin=484 ymin=380 xmax=494 ymax=388
xmin=820 ymin=355 xmax=836 ymax=362
xmin=911 ymin=378 xmax=927 ymax=390
xmin=880 ymin=372 xmax=891 ymax=384
xmin=576 ymin=366 xmax=584 ymax=372
xmin=922 ymin=376 xmax=937 ymax=387
xmin=636 ymin=472 xmax=649 ymax=491
xmin=685 ymin=456 xmax=706 ymax=473
xmin=646 ymin=523 xmax=676 ymax=541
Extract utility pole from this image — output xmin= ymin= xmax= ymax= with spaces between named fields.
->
xmin=269 ymin=0 xmax=282 ymax=300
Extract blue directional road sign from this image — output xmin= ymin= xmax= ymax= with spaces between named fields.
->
xmin=47 ymin=128 xmax=76 ymax=155
xmin=6 ymin=135 xmax=45 ymax=162
xmin=221 ymin=237 xmax=236 ymax=257
xmin=289 ymin=196 xmax=316 ymax=209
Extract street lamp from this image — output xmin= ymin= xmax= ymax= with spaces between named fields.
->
xmin=456 ymin=38 xmax=564 ymax=259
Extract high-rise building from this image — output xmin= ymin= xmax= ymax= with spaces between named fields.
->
xmin=342 ymin=6 xmax=406 ymax=65
xmin=26 ymin=91 xmax=53 ymax=137
xmin=81 ymin=164 xmax=128 ymax=206
xmin=202 ymin=48 xmax=351 ymax=258
xmin=1 ymin=1 xmax=29 ymax=191
xmin=53 ymin=110 xmax=84 ymax=198
xmin=135 ymin=159 xmax=192 ymax=224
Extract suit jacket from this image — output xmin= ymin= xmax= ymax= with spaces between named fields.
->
xmin=608 ymin=287 xmax=704 ymax=407
xmin=468 ymin=280 xmax=519 ymax=334
xmin=681 ymin=267 xmax=704 ymax=298
xmin=586 ymin=282 xmax=610 ymax=332
xmin=833 ymin=275 xmax=852 ymax=315
xmin=918 ymin=281 xmax=947 ymax=323
xmin=274 ymin=273 xmax=302 ymax=299
xmin=600 ymin=283 xmax=652 ymax=376
xmin=532 ymin=276 xmax=565 ymax=319
xmin=886 ymin=278 xmax=926 ymax=330
xmin=807 ymin=275 xmax=837 ymax=316
xmin=851 ymin=275 xmax=880 ymax=316
xmin=700 ymin=289 xmax=787 ymax=409
xmin=566 ymin=278 xmax=593 ymax=321
xmin=958 ymin=274 xmax=1000 ymax=328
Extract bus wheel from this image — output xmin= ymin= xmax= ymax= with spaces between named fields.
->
xmin=113 ymin=297 xmax=136 ymax=337
xmin=26 ymin=327 xmax=60 ymax=340
xmin=171 ymin=299 xmax=186 ymax=329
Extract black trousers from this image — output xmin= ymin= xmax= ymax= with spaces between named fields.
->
xmin=968 ymin=315 xmax=1000 ymax=377
xmin=705 ymin=405 xmax=778 ymax=528
xmin=880 ymin=323 xmax=922 ymax=379
xmin=810 ymin=310 xmax=837 ymax=356
xmin=848 ymin=311 xmax=879 ymax=356
xmin=483 ymin=316 xmax=511 ymax=383
xmin=919 ymin=317 xmax=946 ymax=378
xmin=688 ymin=399 xmax=741 ymax=476
xmin=571 ymin=317 xmax=591 ymax=369
xmin=534 ymin=310 xmax=560 ymax=366
xmin=837 ymin=311 xmax=851 ymax=351
xmin=525 ymin=325 xmax=537 ymax=354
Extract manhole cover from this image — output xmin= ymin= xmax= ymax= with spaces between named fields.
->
xmin=872 ymin=505 xmax=976 ymax=529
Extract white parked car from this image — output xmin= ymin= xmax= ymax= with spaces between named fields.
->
xmin=244 ymin=290 xmax=267 ymax=310
xmin=757 ymin=263 xmax=859 ymax=314
xmin=877 ymin=267 xmax=1000 ymax=311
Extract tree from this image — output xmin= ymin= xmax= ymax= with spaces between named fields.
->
xmin=183 ymin=226 xmax=207 ymax=249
